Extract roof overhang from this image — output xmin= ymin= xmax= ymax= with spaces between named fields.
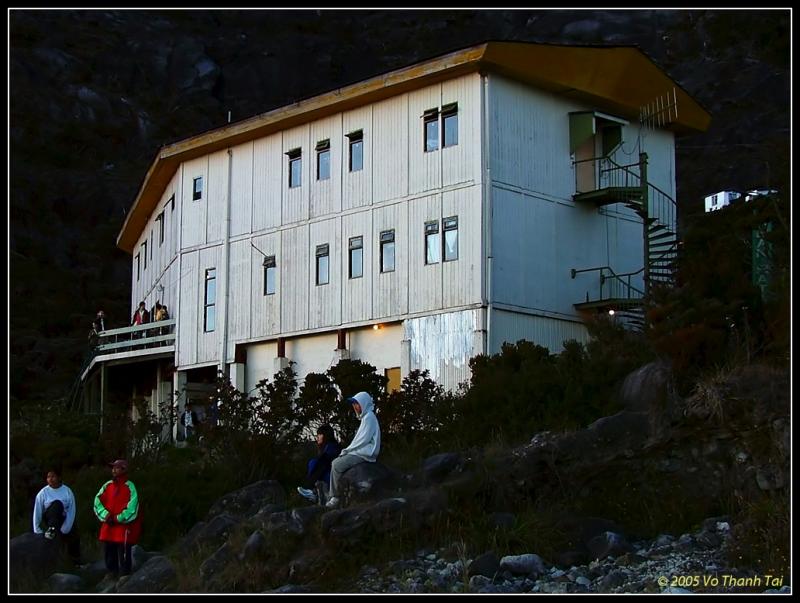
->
xmin=117 ymin=41 xmax=711 ymax=253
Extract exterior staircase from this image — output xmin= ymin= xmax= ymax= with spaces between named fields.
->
xmin=570 ymin=152 xmax=678 ymax=330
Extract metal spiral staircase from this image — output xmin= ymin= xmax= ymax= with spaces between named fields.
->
xmin=570 ymin=152 xmax=678 ymax=330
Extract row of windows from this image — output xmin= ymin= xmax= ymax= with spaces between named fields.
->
xmin=200 ymin=216 xmax=458 ymax=332
xmin=188 ymin=105 xmax=459 ymax=196
xmin=262 ymin=216 xmax=459 ymax=295
xmin=135 ymin=195 xmax=175 ymax=281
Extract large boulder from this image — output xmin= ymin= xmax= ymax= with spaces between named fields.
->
xmin=47 ymin=572 xmax=85 ymax=593
xmin=419 ymin=452 xmax=464 ymax=484
xmin=338 ymin=461 xmax=401 ymax=504
xmin=206 ymin=480 xmax=285 ymax=519
xmin=178 ymin=513 xmax=241 ymax=553
xmin=9 ymin=532 xmax=64 ymax=592
xmin=618 ymin=360 xmax=678 ymax=440
xmin=116 ymin=556 xmax=177 ymax=593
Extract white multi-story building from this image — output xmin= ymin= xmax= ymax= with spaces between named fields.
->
xmin=80 ymin=41 xmax=710 ymax=431
xmin=704 ymin=190 xmax=741 ymax=212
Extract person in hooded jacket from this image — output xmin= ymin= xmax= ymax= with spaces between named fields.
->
xmin=325 ymin=391 xmax=381 ymax=509
xmin=93 ymin=459 xmax=142 ymax=578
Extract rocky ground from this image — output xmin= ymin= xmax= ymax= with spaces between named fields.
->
xmin=351 ymin=517 xmax=790 ymax=595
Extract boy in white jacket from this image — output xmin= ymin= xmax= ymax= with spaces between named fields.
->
xmin=32 ymin=467 xmax=81 ymax=564
xmin=326 ymin=391 xmax=381 ymax=508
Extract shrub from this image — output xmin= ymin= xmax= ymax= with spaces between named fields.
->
xmin=725 ymin=491 xmax=790 ymax=577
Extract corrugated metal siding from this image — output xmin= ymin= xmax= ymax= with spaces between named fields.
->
xmin=408 ymin=193 xmax=442 ymax=313
xmin=280 ymin=225 xmax=309 ymax=332
xmin=404 ymin=309 xmax=480 ymax=391
xmin=341 ymin=211 xmax=373 ymax=323
xmin=341 ymin=106 xmax=372 ymax=211
xmin=309 ymin=115 xmax=342 ymax=219
xmin=373 ymin=94 xmax=409 ymax=203
xmin=308 ymin=217 xmax=341 ymax=329
xmin=490 ymin=308 xmax=588 ymax=354
xmin=408 ymin=85 xmax=442 ymax=196
xmin=282 ymin=125 xmax=310 ymax=225
xmin=442 ymin=186 xmax=482 ymax=308
xmin=230 ymin=142 xmax=253 ymax=237
xmin=206 ymin=150 xmax=228 ymax=244
xmin=252 ymin=134 xmax=283 ymax=232
xmin=177 ymin=250 xmax=199 ymax=366
xmin=196 ymin=245 xmax=222 ymax=364
xmin=227 ymin=239 xmax=251 ymax=359
xmin=372 ymin=202 xmax=408 ymax=318
xmin=442 ymin=74 xmax=480 ymax=187
xmin=249 ymin=231 xmax=281 ymax=338
xmin=181 ymin=156 xmax=207 ymax=248
xmin=490 ymin=76 xmax=576 ymax=200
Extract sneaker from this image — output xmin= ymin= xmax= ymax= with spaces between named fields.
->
xmin=296 ymin=486 xmax=317 ymax=502
xmin=44 ymin=527 xmax=56 ymax=540
xmin=325 ymin=496 xmax=340 ymax=509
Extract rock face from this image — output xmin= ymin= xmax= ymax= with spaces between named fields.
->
xmin=206 ymin=480 xmax=285 ymax=519
xmin=116 ymin=555 xmax=178 ymax=593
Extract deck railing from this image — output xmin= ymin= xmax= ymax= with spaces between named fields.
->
xmin=571 ymin=265 xmax=645 ymax=303
xmin=573 ymin=156 xmax=642 ymax=194
xmin=90 ymin=319 xmax=176 ymax=356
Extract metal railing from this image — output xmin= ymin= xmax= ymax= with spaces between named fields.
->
xmin=571 ymin=265 xmax=645 ymax=303
xmin=91 ymin=319 xmax=176 ymax=356
xmin=573 ymin=156 xmax=642 ymax=194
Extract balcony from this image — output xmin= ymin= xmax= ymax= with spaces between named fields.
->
xmin=573 ymin=156 xmax=643 ymax=208
xmin=80 ymin=320 xmax=176 ymax=381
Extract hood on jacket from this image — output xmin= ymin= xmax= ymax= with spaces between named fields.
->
xmin=348 ymin=391 xmax=374 ymax=418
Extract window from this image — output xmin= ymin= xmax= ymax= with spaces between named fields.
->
xmin=424 ymin=221 xmax=440 ymax=265
xmin=135 ymin=254 xmax=140 ymax=281
xmin=443 ymin=216 xmax=458 ymax=262
xmin=347 ymin=130 xmax=363 ymax=172
xmin=442 ymin=103 xmax=458 ymax=148
xmin=169 ymin=194 xmax=175 ymax=212
xmin=150 ymin=230 xmax=154 ymax=260
xmin=141 ymin=241 xmax=148 ymax=270
xmin=349 ymin=236 xmax=363 ymax=279
xmin=385 ymin=367 xmax=401 ymax=394
xmin=156 ymin=213 xmax=165 ymax=245
xmin=263 ymin=256 xmax=276 ymax=295
xmin=193 ymin=177 xmax=203 ymax=201
xmin=380 ymin=230 xmax=395 ymax=273
xmin=316 ymin=139 xmax=330 ymax=181
xmin=204 ymin=268 xmax=216 ymax=332
xmin=316 ymin=244 xmax=330 ymax=286
xmin=712 ymin=195 xmax=718 ymax=206
xmin=423 ymin=109 xmax=439 ymax=152
xmin=287 ymin=148 xmax=302 ymax=188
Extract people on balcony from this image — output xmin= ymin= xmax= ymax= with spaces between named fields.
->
xmin=131 ymin=301 xmax=150 ymax=342
xmin=131 ymin=301 xmax=150 ymax=326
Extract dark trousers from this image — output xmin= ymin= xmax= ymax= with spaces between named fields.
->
xmin=42 ymin=500 xmax=81 ymax=564
xmin=302 ymin=458 xmax=332 ymax=489
xmin=104 ymin=541 xmax=134 ymax=576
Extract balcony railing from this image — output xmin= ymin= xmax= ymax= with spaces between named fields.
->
xmin=91 ymin=319 xmax=176 ymax=357
xmin=573 ymin=156 xmax=642 ymax=195
xmin=571 ymin=265 xmax=645 ymax=306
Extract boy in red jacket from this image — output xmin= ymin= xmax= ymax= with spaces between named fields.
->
xmin=93 ymin=459 xmax=142 ymax=577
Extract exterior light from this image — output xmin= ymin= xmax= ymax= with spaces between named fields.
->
xmin=373 ymin=324 xmax=382 ymax=331
xmin=608 ymin=309 xmax=615 ymax=316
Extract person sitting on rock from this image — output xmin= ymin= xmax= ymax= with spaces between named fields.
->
xmin=32 ymin=466 xmax=81 ymax=565
xmin=297 ymin=423 xmax=342 ymax=504
xmin=325 ymin=392 xmax=381 ymax=509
